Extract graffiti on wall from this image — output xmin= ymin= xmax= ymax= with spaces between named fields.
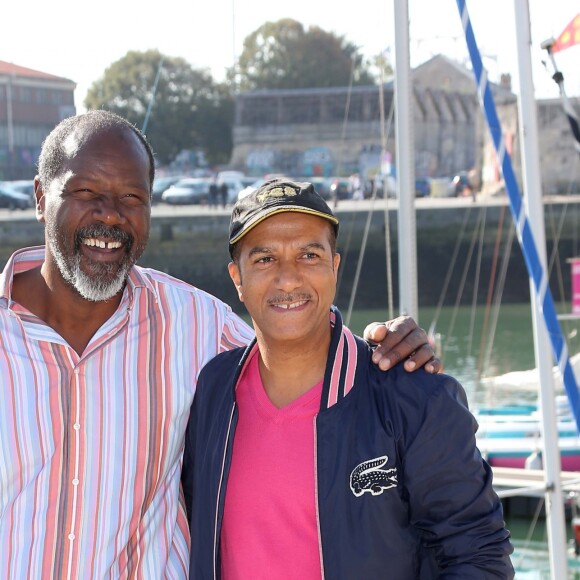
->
xmin=245 ymin=146 xmax=335 ymax=177
xmin=302 ymin=147 xmax=334 ymax=176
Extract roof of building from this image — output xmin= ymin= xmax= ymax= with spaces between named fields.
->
xmin=0 ymin=60 xmax=74 ymax=83
xmin=236 ymin=54 xmax=514 ymax=102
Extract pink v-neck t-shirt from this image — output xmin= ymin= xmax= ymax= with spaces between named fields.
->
xmin=221 ymin=352 xmax=323 ymax=580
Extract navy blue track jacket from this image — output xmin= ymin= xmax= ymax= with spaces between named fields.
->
xmin=182 ymin=307 xmax=514 ymax=579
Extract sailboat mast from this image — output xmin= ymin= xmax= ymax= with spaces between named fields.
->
xmin=514 ymin=1 xmax=568 ymax=575
xmin=393 ymin=0 xmax=418 ymax=321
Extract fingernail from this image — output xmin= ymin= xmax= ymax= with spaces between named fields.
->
xmin=380 ymin=358 xmax=391 ymax=370
xmin=426 ymin=363 xmax=434 ymax=373
xmin=406 ymin=361 xmax=416 ymax=370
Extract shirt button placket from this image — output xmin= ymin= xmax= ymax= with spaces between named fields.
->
xmin=67 ymin=364 xmax=83 ymax=571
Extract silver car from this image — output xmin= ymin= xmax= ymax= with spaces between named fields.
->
xmin=161 ymin=178 xmax=211 ymax=205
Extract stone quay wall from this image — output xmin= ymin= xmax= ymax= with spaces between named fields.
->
xmin=1 ymin=200 xmax=579 ymax=316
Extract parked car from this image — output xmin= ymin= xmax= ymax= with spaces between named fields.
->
xmin=236 ymin=175 xmax=286 ymax=201
xmin=161 ymin=178 xmax=211 ymax=205
xmin=0 ymin=184 xmax=33 ymax=210
xmin=2 ymin=180 xmax=35 ymax=203
xmin=237 ymin=178 xmax=266 ymax=201
xmin=308 ymin=176 xmax=333 ymax=200
xmin=152 ymin=176 xmax=186 ymax=204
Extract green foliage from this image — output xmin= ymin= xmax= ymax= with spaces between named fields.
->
xmin=84 ymin=50 xmax=233 ymax=165
xmin=235 ymin=19 xmax=377 ymax=90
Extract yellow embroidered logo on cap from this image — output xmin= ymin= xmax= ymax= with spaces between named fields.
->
xmin=257 ymin=186 xmax=298 ymax=204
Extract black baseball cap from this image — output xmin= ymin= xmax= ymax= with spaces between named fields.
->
xmin=229 ymin=178 xmax=339 ymax=256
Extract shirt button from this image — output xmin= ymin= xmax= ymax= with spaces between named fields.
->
xmin=73 ymin=368 xmax=80 ymax=375
xmin=73 ymin=423 xmax=80 ymax=430
xmin=68 ymin=533 xmax=75 ymax=540
xmin=72 ymin=479 xmax=79 ymax=485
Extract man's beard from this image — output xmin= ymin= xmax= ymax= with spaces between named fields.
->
xmin=46 ymin=222 xmax=145 ymax=302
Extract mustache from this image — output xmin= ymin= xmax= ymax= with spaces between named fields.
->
xmin=267 ymin=293 xmax=311 ymax=305
xmin=75 ymin=224 xmax=133 ymax=248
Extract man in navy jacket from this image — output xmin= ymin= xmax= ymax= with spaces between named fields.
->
xmin=182 ymin=179 xmax=514 ymax=579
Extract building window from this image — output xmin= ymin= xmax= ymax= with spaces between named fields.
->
xmin=281 ymin=95 xmax=321 ymax=124
xmin=19 ymin=87 xmax=32 ymax=103
xmin=35 ymin=89 xmax=50 ymax=104
xmin=51 ymin=91 xmax=64 ymax=105
xmin=240 ymin=97 xmax=279 ymax=126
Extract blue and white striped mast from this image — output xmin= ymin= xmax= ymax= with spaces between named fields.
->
xmin=455 ymin=1 xmax=575 ymax=576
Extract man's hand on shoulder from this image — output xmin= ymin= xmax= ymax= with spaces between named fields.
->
xmin=363 ymin=316 xmax=442 ymax=374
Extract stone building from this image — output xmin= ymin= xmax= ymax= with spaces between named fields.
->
xmin=230 ymin=55 xmax=515 ymax=188
xmin=0 ymin=60 xmax=76 ymax=180
xmin=536 ymin=96 xmax=580 ymax=195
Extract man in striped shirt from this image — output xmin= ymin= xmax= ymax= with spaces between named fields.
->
xmin=0 ymin=110 xmax=439 ymax=578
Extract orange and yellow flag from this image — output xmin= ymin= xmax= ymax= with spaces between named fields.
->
xmin=552 ymin=13 xmax=580 ymax=53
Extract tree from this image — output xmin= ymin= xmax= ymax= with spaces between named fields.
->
xmin=85 ymin=50 xmax=233 ymax=165
xmin=235 ymin=19 xmax=376 ymax=91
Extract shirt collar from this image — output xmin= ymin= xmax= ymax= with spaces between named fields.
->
xmin=0 ymin=245 xmax=156 ymax=303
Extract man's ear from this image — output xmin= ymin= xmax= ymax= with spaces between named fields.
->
xmin=34 ymin=176 xmax=46 ymax=223
xmin=333 ymin=252 xmax=341 ymax=277
xmin=228 ymin=261 xmax=244 ymax=302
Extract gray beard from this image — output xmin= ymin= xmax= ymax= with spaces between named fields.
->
xmin=50 ymin=238 xmax=133 ymax=301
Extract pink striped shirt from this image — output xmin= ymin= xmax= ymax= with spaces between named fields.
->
xmin=0 ymin=246 xmax=253 ymax=579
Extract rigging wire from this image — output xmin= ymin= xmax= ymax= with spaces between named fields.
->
xmin=142 ymin=56 xmax=164 ymax=134
xmin=346 ymin=191 xmax=379 ymax=326
xmin=344 ymin=92 xmax=396 ymax=326
xmin=336 ymin=213 xmax=358 ymax=301
xmin=441 ymin=206 xmax=485 ymax=361
xmin=545 ymin=202 xmax=567 ymax=307
xmin=334 ymin=53 xmax=357 ymax=303
xmin=480 ymin=220 xmax=516 ymax=404
xmin=467 ymin=205 xmax=487 ymax=362
xmin=338 ymin=59 xmax=396 ymax=319
xmin=544 ymin=156 xmax=580 ymax=311
xmin=476 ymin=205 xmax=506 ymax=382
xmin=428 ymin=206 xmax=473 ymax=338
xmin=334 ymin=54 xmax=356 ymax=184
xmin=514 ymin=496 xmax=545 ymax=572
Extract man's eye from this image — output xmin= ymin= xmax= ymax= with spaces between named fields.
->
xmin=72 ymin=188 xmax=94 ymax=197
xmin=256 ymin=256 xmax=273 ymax=264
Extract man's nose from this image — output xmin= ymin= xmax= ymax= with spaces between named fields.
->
xmin=93 ymin=195 xmax=127 ymax=225
xmin=275 ymin=261 xmax=302 ymax=292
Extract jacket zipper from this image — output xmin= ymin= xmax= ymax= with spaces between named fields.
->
xmin=213 ymin=402 xmax=237 ymax=580
xmin=313 ymin=414 xmax=325 ymax=579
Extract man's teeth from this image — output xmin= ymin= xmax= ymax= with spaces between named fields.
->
xmin=82 ymin=238 xmax=122 ymax=249
xmin=276 ymin=301 xmax=307 ymax=309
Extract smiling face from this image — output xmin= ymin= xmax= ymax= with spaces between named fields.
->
xmin=228 ymin=212 xmax=340 ymax=349
xmin=37 ymin=126 xmax=152 ymax=302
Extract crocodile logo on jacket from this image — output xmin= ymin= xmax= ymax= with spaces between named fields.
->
xmin=350 ymin=455 xmax=398 ymax=497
